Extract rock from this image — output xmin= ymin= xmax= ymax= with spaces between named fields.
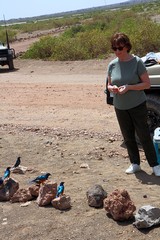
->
xmin=0 ymin=178 xmax=19 ymax=201
xmin=51 ymin=195 xmax=71 ymax=210
xmin=86 ymin=184 xmax=107 ymax=208
xmin=11 ymin=165 xmax=36 ymax=174
xmin=80 ymin=163 xmax=90 ymax=169
xmin=37 ymin=181 xmax=57 ymax=206
xmin=28 ymin=184 xmax=40 ymax=197
xmin=104 ymin=189 xmax=136 ymax=221
xmin=10 ymin=188 xmax=33 ymax=203
xmin=20 ymin=201 xmax=31 ymax=207
xmin=11 ymin=165 xmax=28 ymax=174
xmin=133 ymin=205 xmax=160 ymax=229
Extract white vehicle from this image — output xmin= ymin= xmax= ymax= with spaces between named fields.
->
xmin=0 ymin=32 xmax=16 ymax=70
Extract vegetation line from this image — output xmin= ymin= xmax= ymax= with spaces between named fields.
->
xmin=1 ymin=0 xmax=160 ymax=60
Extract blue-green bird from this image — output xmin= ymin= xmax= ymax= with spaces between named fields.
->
xmin=3 ymin=167 xmax=11 ymax=180
xmin=29 ymin=173 xmax=51 ymax=185
xmin=56 ymin=182 xmax=65 ymax=197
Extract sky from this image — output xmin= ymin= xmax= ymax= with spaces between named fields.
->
xmin=0 ymin=0 xmax=129 ymax=21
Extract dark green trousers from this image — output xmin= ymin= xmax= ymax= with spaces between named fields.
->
xmin=115 ymin=101 xmax=158 ymax=167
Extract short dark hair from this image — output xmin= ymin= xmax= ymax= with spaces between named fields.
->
xmin=111 ymin=32 xmax=132 ymax=53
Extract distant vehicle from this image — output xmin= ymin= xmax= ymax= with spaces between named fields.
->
xmin=0 ymin=22 xmax=16 ymax=70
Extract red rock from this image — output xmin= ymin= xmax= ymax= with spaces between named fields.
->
xmin=28 ymin=184 xmax=40 ymax=197
xmin=104 ymin=189 xmax=136 ymax=221
xmin=51 ymin=195 xmax=71 ymax=210
xmin=10 ymin=188 xmax=33 ymax=203
xmin=0 ymin=178 xmax=19 ymax=201
xmin=37 ymin=181 xmax=57 ymax=206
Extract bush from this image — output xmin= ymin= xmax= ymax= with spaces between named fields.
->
xmin=23 ymin=36 xmax=57 ymax=59
xmin=52 ymin=38 xmax=90 ymax=61
xmin=22 ymin=4 xmax=160 ymax=61
xmin=0 ymin=28 xmax=17 ymax=43
xmin=130 ymin=19 xmax=160 ymax=56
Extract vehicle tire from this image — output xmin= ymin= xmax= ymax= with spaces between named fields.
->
xmin=8 ymin=59 xmax=14 ymax=70
xmin=146 ymin=94 xmax=160 ymax=137
xmin=135 ymin=94 xmax=160 ymax=144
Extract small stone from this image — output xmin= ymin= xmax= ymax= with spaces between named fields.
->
xmin=20 ymin=201 xmax=31 ymax=207
xmin=2 ymin=222 xmax=7 ymax=225
xmin=80 ymin=163 xmax=90 ymax=169
xmin=143 ymin=194 xmax=147 ymax=198
xmin=73 ymin=171 xmax=80 ymax=174
xmin=108 ymin=137 xmax=116 ymax=143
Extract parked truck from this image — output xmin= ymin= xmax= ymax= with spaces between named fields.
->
xmin=0 ymin=26 xmax=16 ymax=70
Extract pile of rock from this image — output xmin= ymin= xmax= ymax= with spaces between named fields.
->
xmin=0 ymin=178 xmax=71 ymax=210
xmin=86 ymin=184 xmax=160 ymax=229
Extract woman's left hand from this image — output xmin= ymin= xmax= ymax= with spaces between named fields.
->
xmin=118 ymin=85 xmax=128 ymax=94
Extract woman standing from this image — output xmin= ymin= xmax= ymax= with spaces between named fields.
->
xmin=107 ymin=32 xmax=160 ymax=176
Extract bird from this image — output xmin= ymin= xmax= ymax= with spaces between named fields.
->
xmin=56 ymin=182 xmax=65 ymax=197
xmin=29 ymin=173 xmax=51 ymax=185
xmin=12 ymin=156 xmax=21 ymax=168
xmin=3 ymin=167 xmax=11 ymax=180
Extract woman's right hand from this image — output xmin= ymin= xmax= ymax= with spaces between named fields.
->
xmin=108 ymin=85 xmax=119 ymax=94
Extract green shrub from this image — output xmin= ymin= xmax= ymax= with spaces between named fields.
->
xmin=0 ymin=28 xmax=17 ymax=43
xmin=128 ymin=19 xmax=160 ymax=56
xmin=22 ymin=2 xmax=160 ymax=61
xmin=52 ymin=38 xmax=90 ymax=61
xmin=62 ymin=25 xmax=85 ymax=38
xmin=23 ymin=36 xmax=57 ymax=59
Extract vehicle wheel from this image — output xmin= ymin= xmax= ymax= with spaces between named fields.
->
xmin=135 ymin=94 xmax=160 ymax=144
xmin=8 ymin=59 xmax=14 ymax=70
xmin=146 ymin=94 xmax=160 ymax=137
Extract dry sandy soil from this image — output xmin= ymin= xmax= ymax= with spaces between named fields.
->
xmin=0 ymin=36 xmax=160 ymax=240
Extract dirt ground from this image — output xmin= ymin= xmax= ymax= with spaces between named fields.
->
xmin=0 ymin=37 xmax=160 ymax=240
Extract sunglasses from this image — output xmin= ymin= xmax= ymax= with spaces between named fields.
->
xmin=112 ymin=46 xmax=125 ymax=51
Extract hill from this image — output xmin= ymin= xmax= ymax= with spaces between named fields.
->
xmin=0 ymin=0 xmax=155 ymax=25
